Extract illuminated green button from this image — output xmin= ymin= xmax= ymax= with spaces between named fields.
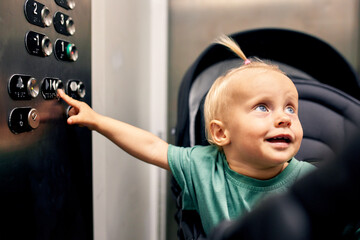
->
xmin=66 ymin=43 xmax=78 ymax=61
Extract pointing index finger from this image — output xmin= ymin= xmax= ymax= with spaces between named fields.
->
xmin=57 ymin=89 xmax=81 ymax=107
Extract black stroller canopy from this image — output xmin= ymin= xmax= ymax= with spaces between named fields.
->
xmin=187 ymin=28 xmax=359 ymax=101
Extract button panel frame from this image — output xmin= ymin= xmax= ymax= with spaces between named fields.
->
xmin=8 ymin=74 xmax=40 ymax=100
xmin=8 ymin=107 xmax=40 ymax=134
xmin=24 ymin=0 xmax=52 ymax=28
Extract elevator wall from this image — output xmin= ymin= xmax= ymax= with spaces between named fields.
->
xmin=92 ymin=0 xmax=168 ymax=240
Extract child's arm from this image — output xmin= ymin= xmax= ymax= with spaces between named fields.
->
xmin=57 ymin=89 xmax=170 ymax=170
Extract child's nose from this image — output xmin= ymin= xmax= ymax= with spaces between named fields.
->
xmin=275 ymin=113 xmax=292 ymax=127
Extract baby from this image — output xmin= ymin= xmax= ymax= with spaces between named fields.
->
xmin=57 ymin=35 xmax=315 ymax=235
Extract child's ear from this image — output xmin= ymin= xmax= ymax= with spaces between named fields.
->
xmin=209 ymin=120 xmax=230 ymax=146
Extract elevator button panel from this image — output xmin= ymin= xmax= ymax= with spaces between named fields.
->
xmin=54 ymin=39 xmax=78 ymax=61
xmin=8 ymin=0 xmax=85 ymax=134
xmin=41 ymin=78 xmax=64 ymax=100
xmin=67 ymin=80 xmax=86 ymax=99
xmin=24 ymin=0 xmax=52 ymax=27
xmin=2 ymin=0 xmax=92 ymax=237
xmin=55 ymin=0 xmax=76 ymax=10
xmin=9 ymin=107 xmax=40 ymax=134
xmin=8 ymin=74 xmax=39 ymax=100
xmin=53 ymin=12 xmax=75 ymax=36
xmin=25 ymin=31 xmax=53 ymax=57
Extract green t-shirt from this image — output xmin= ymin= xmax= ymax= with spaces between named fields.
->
xmin=168 ymin=144 xmax=316 ymax=234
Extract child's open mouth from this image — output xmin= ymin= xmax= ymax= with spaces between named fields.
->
xmin=266 ymin=136 xmax=291 ymax=143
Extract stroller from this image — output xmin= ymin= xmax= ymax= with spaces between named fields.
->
xmin=172 ymin=28 xmax=360 ymax=239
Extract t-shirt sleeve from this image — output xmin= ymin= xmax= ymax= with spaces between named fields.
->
xmin=168 ymin=144 xmax=197 ymax=210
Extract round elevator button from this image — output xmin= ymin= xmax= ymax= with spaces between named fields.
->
xmin=66 ymin=17 xmax=75 ymax=36
xmin=42 ymin=36 xmax=53 ymax=56
xmin=67 ymin=0 xmax=76 ymax=9
xmin=66 ymin=43 xmax=78 ymax=61
xmin=41 ymin=7 xmax=52 ymax=27
xmin=27 ymin=77 xmax=39 ymax=98
xmin=28 ymin=108 xmax=40 ymax=129
xmin=77 ymin=82 xmax=86 ymax=98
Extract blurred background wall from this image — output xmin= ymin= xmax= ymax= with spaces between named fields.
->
xmin=91 ymin=0 xmax=359 ymax=239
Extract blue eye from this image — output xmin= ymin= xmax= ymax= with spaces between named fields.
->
xmin=285 ymin=106 xmax=295 ymax=114
xmin=255 ymin=105 xmax=268 ymax=112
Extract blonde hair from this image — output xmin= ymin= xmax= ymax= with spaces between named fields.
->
xmin=204 ymin=35 xmax=283 ymax=147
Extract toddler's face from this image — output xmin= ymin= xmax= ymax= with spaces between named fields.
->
xmin=224 ymin=69 xmax=303 ymax=169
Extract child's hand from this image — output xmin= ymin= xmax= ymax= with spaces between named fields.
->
xmin=57 ymin=89 xmax=98 ymax=130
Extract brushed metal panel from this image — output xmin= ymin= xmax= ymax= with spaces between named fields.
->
xmin=0 ymin=1 xmax=92 ymax=239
